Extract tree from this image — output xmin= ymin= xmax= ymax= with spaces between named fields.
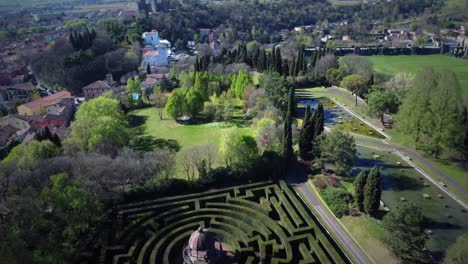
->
xmin=69 ymin=97 xmax=129 ymax=151
xmin=220 ymin=128 xmax=259 ymax=170
xmin=382 ymin=202 xmax=429 ymax=263
xmin=444 ymin=233 xmax=468 ymax=264
xmin=326 ymin=68 xmax=344 ymax=86
xmin=4 ymin=140 xmax=59 ymax=169
xmin=283 ymin=88 xmax=294 ymax=160
xmin=339 ymin=55 xmax=373 ymax=78
xmin=179 ymin=143 xmax=218 ymax=180
xmin=126 ymin=76 xmax=142 ymax=104
xmin=314 ymin=102 xmax=325 ymax=138
xmin=426 ymin=70 xmax=464 ymax=158
xmin=260 ymin=72 xmax=291 ymax=112
xmin=146 ymin=63 xmax=151 ymax=74
xmin=315 ymin=54 xmax=338 ymax=75
xmin=299 ymin=105 xmax=314 ymax=160
xmin=366 ymin=90 xmax=400 ymax=120
xmin=363 ymin=166 xmax=381 ymax=216
xmin=35 ymin=126 xmax=62 ymax=147
xmin=340 ymin=74 xmax=369 ymax=106
xmin=184 ymin=88 xmax=204 ymax=117
xmin=319 ymin=129 xmax=357 ymax=176
xmin=354 ymin=170 xmax=368 ymax=212
xmin=31 ymin=89 xmax=41 ymax=100
xmin=397 ymin=68 xmax=464 ymax=157
xmin=165 ymin=88 xmax=186 ymax=119
xmin=152 ymin=88 xmax=168 ymax=120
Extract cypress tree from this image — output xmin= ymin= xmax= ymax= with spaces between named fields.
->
xmin=275 ymin=48 xmax=282 ymax=73
xmin=314 ymin=102 xmax=325 ymax=137
xmin=283 ymin=88 xmax=294 ymax=160
xmin=289 ymin=56 xmax=296 ymax=77
xmin=364 ymin=166 xmax=382 ymax=217
xmin=146 ymin=64 xmax=151 ymax=74
xmin=299 ymin=105 xmax=316 ymax=160
xmin=354 ymin=170 xmax=368 ymax=212
xmin=311 ymin=51 xmax=318 ymax=68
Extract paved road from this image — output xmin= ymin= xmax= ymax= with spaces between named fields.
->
xmin=356 ymin=137 xmax=468 ymax=200
xmin=302 ymin=88 xmax=468 ymax=200
xmin=287 ymin=162 xmax=372 ymax=264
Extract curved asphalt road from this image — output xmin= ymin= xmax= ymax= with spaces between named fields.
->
xmin=287 ymin=161 xmax=372 ymax=264
xmin=302 ymin=88 xmax=468 ymax=200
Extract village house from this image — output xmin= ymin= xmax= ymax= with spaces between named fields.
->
xmin=0 ymin=82 xmax=34 ymax=105
xmin=17 ymin=90 xmax=71 ymax=116
xmin=145 ymin=73 xmax=169 ymax=89
xmin=141 ymin=30 xmax=171 ymax=70
xmin=0 ymin=115 xmax=33 ymax=145
xmin=82 ymin=74 xmax=116 ymax=100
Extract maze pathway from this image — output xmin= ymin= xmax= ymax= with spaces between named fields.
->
xmin=79 ymin=181 xmax=350 ymax=264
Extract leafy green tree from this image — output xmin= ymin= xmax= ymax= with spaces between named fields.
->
xmin=4 ymin=140 xmax=59 ymax=169
xmin=426 ymin=70 xmax=464 ymax=158
xmin=444 ymin=233 xmax=468 ymax=264
xmin=319 ymin=128 xmax=357 ymax=176
xmin=41 ymin=173 xmax=103 ymax=246
xmin=260 ymin=72 xmax=291 ymax=112
xmin=165 ymin=88 xmax=186 ymax=119
xmin=126 ymin=76 xmax=142 ymax=104
xmin=340 ymin=74 xmax=369 ymax=106
xmin=382 ymin=202 xmax=430 ymax=263
xmin=220 ymin=128 xmax=259 ymax=170
xmin=397 ymin=68 xmax=464 ymax=157
xmin=363 ymin=166 xmax=381 ymax=216
xmin=184 ymin=88 xmax=204 ymax=117
xmin=366 ymin=90 xmax=400 ymax=119
xmin=354 ymin=170 xmax=368 ymax=212
xmin=326 ymin=68 xmax=345 ymax=86
xmin=69 ymin=97 xmax=129 ymax=151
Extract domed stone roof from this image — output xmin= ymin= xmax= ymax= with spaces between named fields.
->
xmin=188 ymin=227 xmax=215 ymax=252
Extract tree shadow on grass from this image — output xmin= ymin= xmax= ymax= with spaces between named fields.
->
xmin=129 ymin=135 xmax=181 ymax=152
xmin=128 ymin=114 xmax=148 ymax=127
xmin=381 ymin=173 xmax=425 ymax=191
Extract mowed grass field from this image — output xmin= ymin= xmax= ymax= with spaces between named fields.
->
xmin=129 ymin=107 xmax=252 ymax=149
xmin=369 ymin=55 xmax=468 ymax=97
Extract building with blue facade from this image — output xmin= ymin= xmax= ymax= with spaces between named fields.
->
xmin=141 ymin=30 xmax=171 ymax=69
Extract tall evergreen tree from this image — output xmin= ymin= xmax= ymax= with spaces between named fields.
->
xmin=311 ymin=51 xmax=318 ymax=68
xmin=283 ymin=88 xmax=294 ymax=160
xmin=146 ymin=64 xmax=151 ymax=75
xmin=364 ymin=166 xmax=382 ymax=217
xmin=314 ymin=102 xmax=325 ymax=137
xmin=299 ymin=105 xmax=317 ymax=160
xmin=275 ymin=47 xmax=282 ymax=73
xmin=354 ymin=170 xmax=368 ymax=212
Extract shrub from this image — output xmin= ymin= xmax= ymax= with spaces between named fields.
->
xmin=320 ymin=187 xmax=353 ymax=218
xmin=314 ymin=178 xmax=327 ymax=190
xmin=326 ymin=176 xmax=342 ymax=188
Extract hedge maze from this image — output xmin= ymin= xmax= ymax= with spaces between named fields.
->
xmin=81 ymin=181 xmax=350 ymax=263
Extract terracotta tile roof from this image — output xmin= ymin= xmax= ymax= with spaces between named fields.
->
xmin=22 ymin=90 xmax=71 ymax=109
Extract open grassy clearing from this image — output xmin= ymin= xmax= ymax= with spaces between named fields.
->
xmin=368 ymin=55 xmax=468 ymax=97
xmin=340 ymin=216 xmax=400 ymax=264
xmin=81 ymin=181 xmax=350 ymax=263
xmin=129 ymin=104 xmax=253 ymax=178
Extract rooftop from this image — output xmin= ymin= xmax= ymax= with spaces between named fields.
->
xmin=21 ymin=90 xmax=71 ymax=109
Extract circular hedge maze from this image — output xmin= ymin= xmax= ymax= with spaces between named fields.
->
xmin=79 ymin=181 xmax=350 ymax=263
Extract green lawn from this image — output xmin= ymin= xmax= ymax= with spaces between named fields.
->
xmin=128 ymin=106 xmax=253 ymax=178
xmin=340 ymin=216 xmax=399 ymax=264
xmin=368 ymin=55 xmax=468 ymax=97
xmin=129 ymin=107 xmax=252 ymax=149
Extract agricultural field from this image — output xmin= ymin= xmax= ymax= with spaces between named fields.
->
xmin=368 ymin=55 xmax=468 ymax=97
xmin=80 ymin=181 xmax=351 ymax=263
